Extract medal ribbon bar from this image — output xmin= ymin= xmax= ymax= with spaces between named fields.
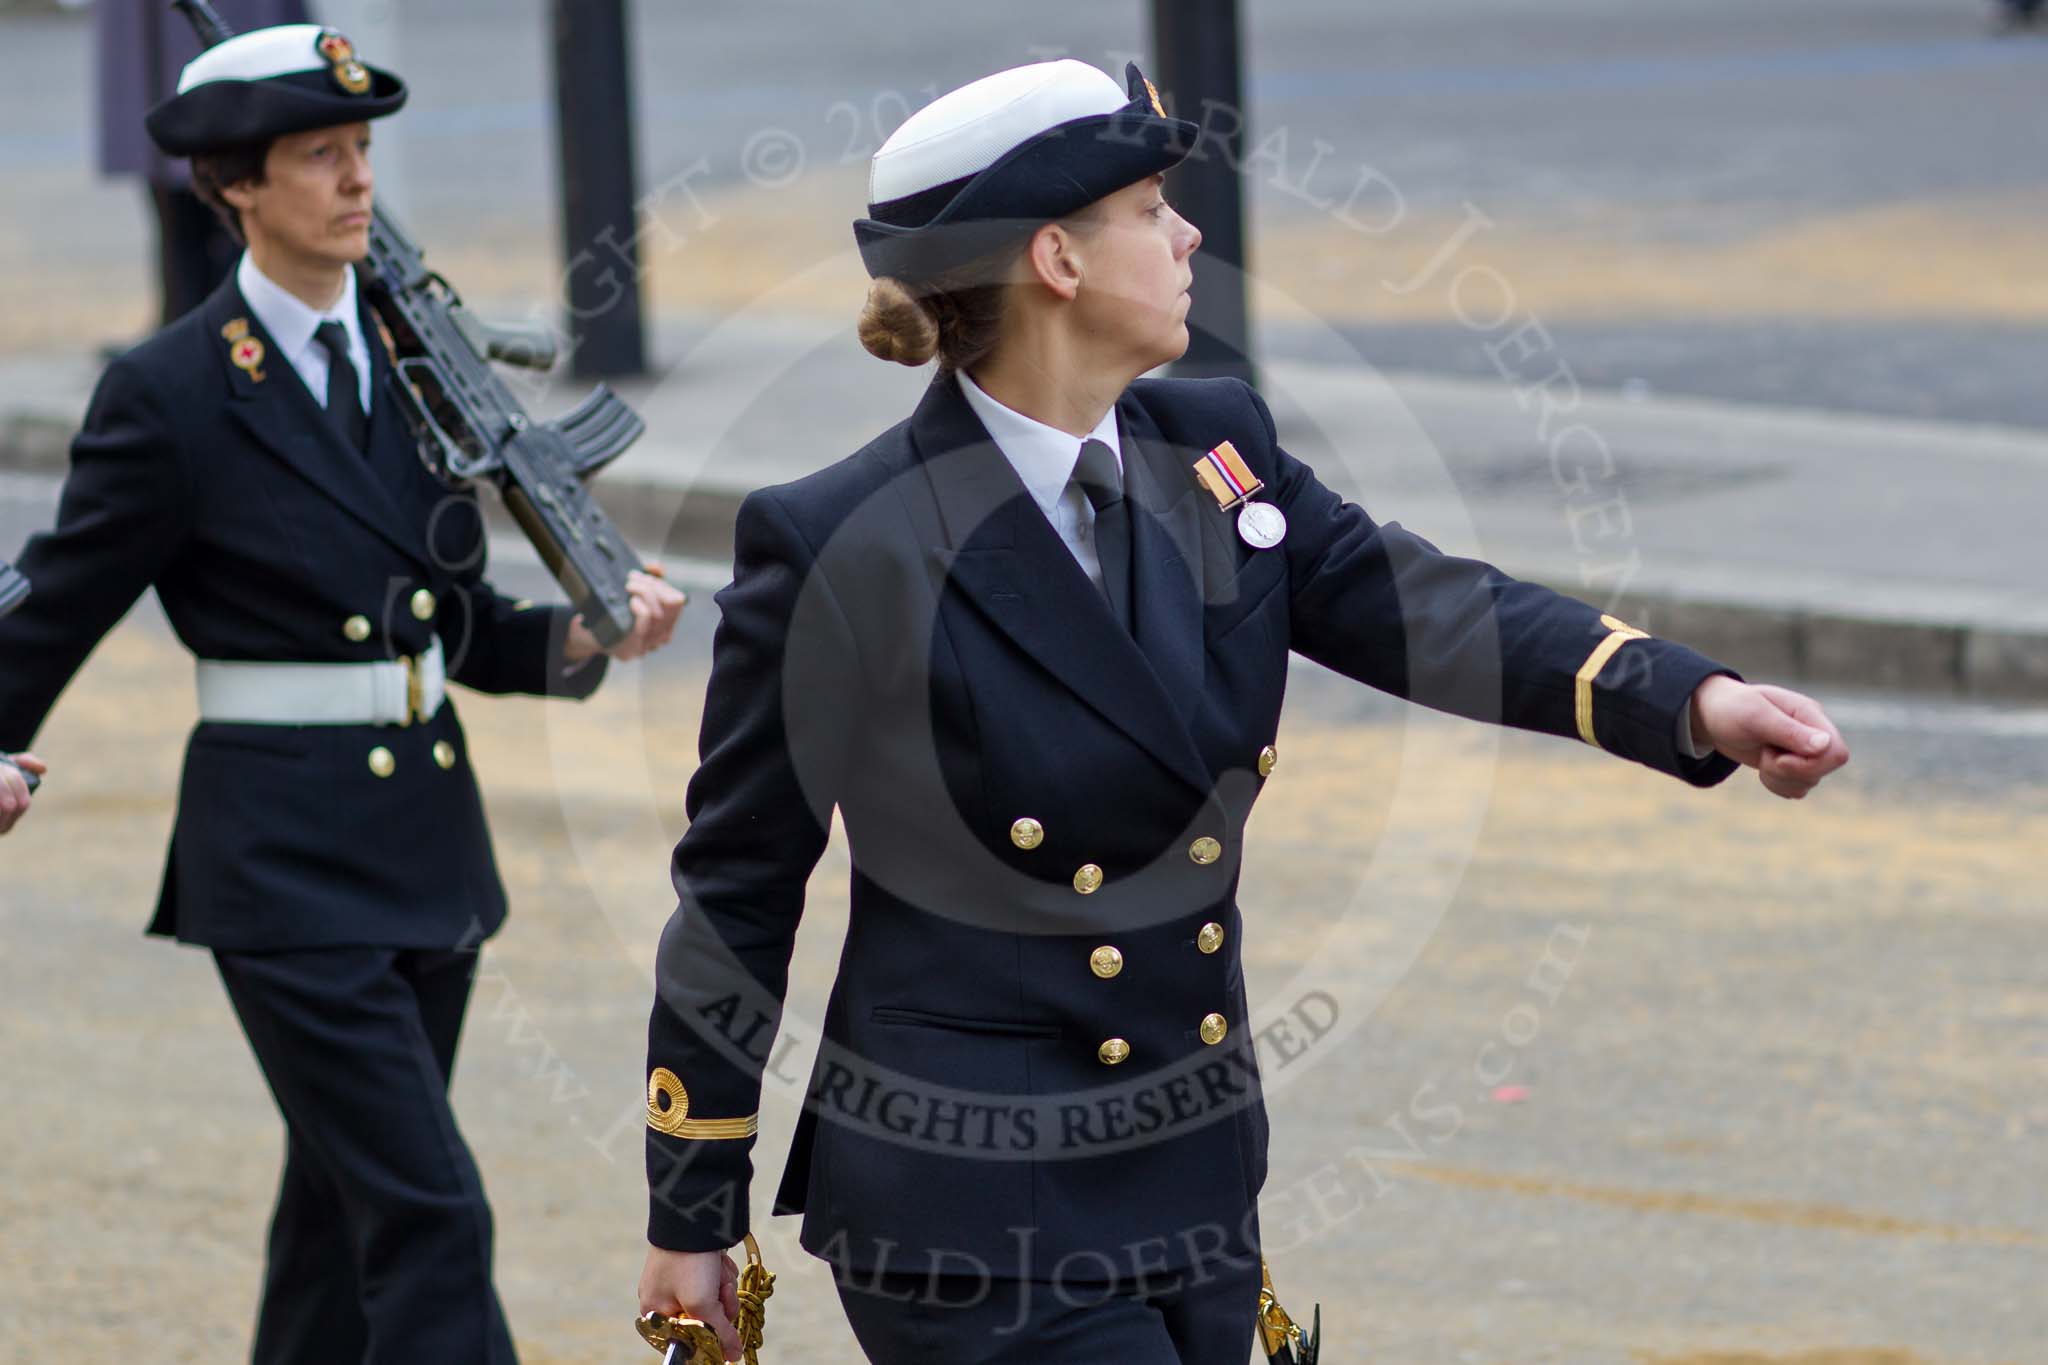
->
xmin=1192 ymin=440 xmax=1265 ymax=511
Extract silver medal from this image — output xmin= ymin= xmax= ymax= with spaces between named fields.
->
xmin=1236 ymin=500 xmax=1287 ymax=550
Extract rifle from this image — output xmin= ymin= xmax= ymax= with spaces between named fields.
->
xmin=0 ymin=559 xmax=38 ymax=792
xmin=171 ymin=0 xmax=648 ymax=646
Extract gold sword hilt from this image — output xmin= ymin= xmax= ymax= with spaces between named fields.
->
xmin=635 ymin=1233 xmax=776 ymax=1365
xmin=633 ymin=1314 xmax=724 ymax=1365
xmin=1256 ymin=1257 xmax=1320 ymax=1363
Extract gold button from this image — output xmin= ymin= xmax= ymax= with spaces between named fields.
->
xmin=1197 ymin=921 xmax=1225 ymax=954
xmin=1073 ymin=864 xmax=1104 ymax=895
xmin=1200 ymin=1013 xmax=1228 ymax=1045
xmin=342 ymin=614 xmax=372 ymax=643
xmin=1010 ymin=817 xmax=1045 ymax=851
xmin=1189 ymin=837 xmax=1222 ymax=866
xmin=433 ymin=741 xmax=456 ymax=770
xmin=1258 ymin=744 xmax=1278 ymax=778
xmin=410 ymin=588 xmax=436 ymax=621
xmin=1097 ymin=1037 xmax=1130 ymax=1066
xmin=1089 ymin=945 xmax=1123 ymax=979
xmin=367 ymin=747 xmax=396 ymax=778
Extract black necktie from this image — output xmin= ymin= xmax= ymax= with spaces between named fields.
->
xmin=1070 ymin=437 xmax=1132 ymax=633
xmin=314 ymin=320 xmax=369 ymax=454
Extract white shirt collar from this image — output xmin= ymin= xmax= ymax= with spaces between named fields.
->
xmin=236 ymin=251 xmax=364 ymax=374
xmin=955 ymin=369 xmax=1122 ymax=519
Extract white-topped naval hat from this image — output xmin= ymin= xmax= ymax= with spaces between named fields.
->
xmin=146 ymin=23 xmax=407 ymax=157
xmin=853 ymin=59 xmax=1198 ymax=284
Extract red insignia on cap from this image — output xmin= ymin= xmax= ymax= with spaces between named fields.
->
xmin=317 ymin=31 xmax=354 ymax=62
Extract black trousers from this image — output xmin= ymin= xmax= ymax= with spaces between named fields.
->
xmin=835 ymin=1252 xmax=1264 ymax=1365
xmin=214 ymin=945 xmax=517 ymax=1365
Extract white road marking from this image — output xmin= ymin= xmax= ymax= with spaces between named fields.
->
xmin=1823 ymin=697 xmax=2048 ymax=739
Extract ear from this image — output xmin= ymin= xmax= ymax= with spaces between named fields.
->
xmin=1023 ymin=221 xmax=1085 ymax=302
xmin=219 ymin=176 xmax=260 ymax=215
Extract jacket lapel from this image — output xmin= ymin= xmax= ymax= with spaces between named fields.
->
xmin=911 ymin=375 xmax=1213 ymax=798
xmin=359 ymin=295 xmax=445 ymax=529
xmin=1118 ymin=400 xmax=1208 ymax=728
xmin=205 ymin=277 xmax=430 ymax=570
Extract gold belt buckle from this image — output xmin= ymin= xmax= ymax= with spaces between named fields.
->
xmin=401 ymin=653 xmax=422 ymax=728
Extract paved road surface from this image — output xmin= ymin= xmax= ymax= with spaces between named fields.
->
xmin=0 ymin=549 xmax=2041 ymax=1364
xmin=1 ymin=0 xmax=2043 ymax=423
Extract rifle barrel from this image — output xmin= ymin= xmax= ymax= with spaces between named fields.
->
xmin=170 ymin=0 xmax=237 ymax=48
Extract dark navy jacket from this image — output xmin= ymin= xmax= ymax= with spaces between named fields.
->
xmin=645 ymin=373 xmax=1735 ymax=1282
xmin=0 ymin=272 xmax=605 ymax=949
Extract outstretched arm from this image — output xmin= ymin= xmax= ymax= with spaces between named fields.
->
xmin=1234 ymin=378 xmax=1845 ymax=795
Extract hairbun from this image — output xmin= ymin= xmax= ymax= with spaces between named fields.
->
xmin=857 ymin=277 xmax=940 ymax=366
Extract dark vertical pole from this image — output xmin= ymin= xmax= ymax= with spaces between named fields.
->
xmin=1150 ymin=0 xmax=1253 ymax=384
xmin=551 ymin=0 xmax=647 ymax=379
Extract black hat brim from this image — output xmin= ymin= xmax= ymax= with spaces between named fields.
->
xmin=853 ymin=102 xmax=1198 ymax=284
xmin=146 ymin=66 xmax=407 ymax=157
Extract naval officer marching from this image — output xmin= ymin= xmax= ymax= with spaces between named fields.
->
xmin=0 ymin=24 xmax=685 ymax=1364
xmin=634 ymin=59 xmax=1849 ymax=1363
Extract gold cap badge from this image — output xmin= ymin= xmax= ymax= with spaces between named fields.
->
xmin=317 ymin=30 xmax=371 ymax=95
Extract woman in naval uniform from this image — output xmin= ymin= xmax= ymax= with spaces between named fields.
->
xmin=0 ymin=22 xmax=686 ymax=1364
xmin=635 ymin=59 xmax=1848 ymax=1364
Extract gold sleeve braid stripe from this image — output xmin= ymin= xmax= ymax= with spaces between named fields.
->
xmin=1574 ymin=614 xmax=1650 ymax=749
xmin=646 ymin=1068 xmax=759 ymax=1141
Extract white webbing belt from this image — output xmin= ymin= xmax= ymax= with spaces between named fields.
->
xmin=196 ymin=637 xmax=446 ymax=727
